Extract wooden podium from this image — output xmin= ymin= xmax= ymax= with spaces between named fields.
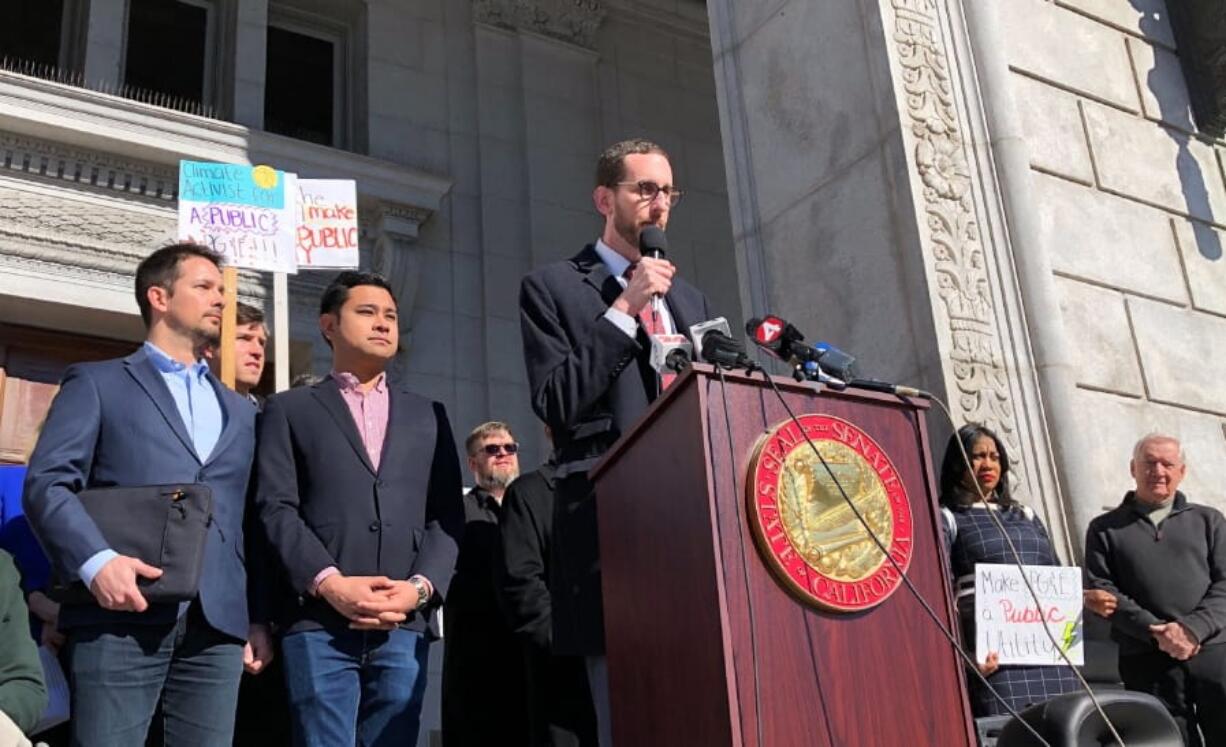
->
xmin=590 ymin=365 xmax=976 ymax=746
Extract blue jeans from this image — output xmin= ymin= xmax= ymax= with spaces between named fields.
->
xmin=281 ymin=627 xmax=429 ymax=747
xmin=66 ymin=609 xmax=244 ymax=747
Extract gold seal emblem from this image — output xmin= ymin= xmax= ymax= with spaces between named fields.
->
xmin=747 ymin=414 xmax=913 ymax=612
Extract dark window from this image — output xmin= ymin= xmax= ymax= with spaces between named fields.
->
xmin=0 ymin=0 xmax=64 ymax=69
xmin=124 ymin=0 xmax=209 ymax=104
xmin=265 ymin=26 xmax=335 ymax=146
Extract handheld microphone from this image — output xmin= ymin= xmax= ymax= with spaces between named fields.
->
xmin=649 ymin=334 xmax=693 ymax=376
xmin=638 ymin=226 xmax=668 ymax=317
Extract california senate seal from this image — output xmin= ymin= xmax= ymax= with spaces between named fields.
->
xmin=746 ymin=414 xmax=914 ymax=612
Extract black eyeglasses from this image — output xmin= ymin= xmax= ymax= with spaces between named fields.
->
xmin=481 ymin=443 xmax=519 ymax=456
xmin=614 ymin=180 xmax=684 ymax=207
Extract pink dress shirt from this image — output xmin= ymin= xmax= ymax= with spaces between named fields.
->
xmin=311 ymin=371 xmax=390 ymax=593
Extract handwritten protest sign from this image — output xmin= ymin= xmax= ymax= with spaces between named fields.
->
xmin=975 ymin=564 xmax=1084 ymax=666
xmin=296 ymin=179 xmax=359 ymax=269
xmin=178 ymin=161 xmax=299 ymax=274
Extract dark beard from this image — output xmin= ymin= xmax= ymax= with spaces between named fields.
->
xmin=192 ymin=324 xmax=221 ymax=354
xmin=615 ymin=214 xmax=641 ymax=252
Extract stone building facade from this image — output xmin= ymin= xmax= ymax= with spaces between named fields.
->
xmin=708 ymin=0 xmax=1226 ymax=561
xmin=1 ymin=0 xmax=1224 ymax=740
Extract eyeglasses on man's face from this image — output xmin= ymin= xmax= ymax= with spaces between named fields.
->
xmin=614 ymin=180 xmax=684 ymax=207
xmin=481 ymin=443 xmax=519 ymax=456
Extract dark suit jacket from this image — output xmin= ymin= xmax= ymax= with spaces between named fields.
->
xmin=253 ymin=376 xmax=464 ymax=635
xmin=22 ymin=348 xmax=256 ymax=640
xmin=495 ymin=465 xmax=597 ymax=746
xmin=519 ymin=244 xmax=712 ymax=654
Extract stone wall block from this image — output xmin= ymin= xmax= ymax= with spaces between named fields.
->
xmin=1032 ymin=172 xmax=1188 ymax=302
xmin=415 ymin=246 xmax=454 ymax=312
xmin=1012 ymin=73 xmax=1095 ymax=183
xmin=1072 ymin=389 xmax=1226 ymax=511
xmin=1082 ymin=102 xmax=1226 ymax=225
xmin=1128 ymin=38 xmax=1194 ymax=131
xmin=1002 ymin=0 xmax=1140 ymax=112
xmin=1128 ymin=297 xmax=1226 ymax=414
xmin=721 ymin=0 xmax=886 ymax=225
xmin=453 ymin=314 xmax=486 ymax=379
xmin=368 ymin=63 xmax=450 ymax=131
xmin=1172 ymin=220 xmax=1226 ymax=316
xmin=480 ymin=196 xmax=531 ymax=257
xmin=452 ymin=252 xmax=482 ymax=316
xmin=483 ymin=254 xmax=531 ymax=321
xmin=1054 ymin=0 xmax=1176 ymax=48
xmin=485 ymin=317 xmax=526 ymax=381
xmin=403 ymin=309 xmax=455 ymax=377
xmin=1054 ymin=277 xmax=1145 ymax=394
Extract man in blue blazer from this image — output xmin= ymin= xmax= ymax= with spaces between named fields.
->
xmin=255 ymin=271 xmax=464 ymax=747
xmin=22 ymin=243 xmax=265 ymax=746
xmin=519 ymin=139 xmax=713 ymax=744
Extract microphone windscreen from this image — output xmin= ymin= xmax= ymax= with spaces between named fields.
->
xmin=638 ymin=226 xmax=668 ymax=258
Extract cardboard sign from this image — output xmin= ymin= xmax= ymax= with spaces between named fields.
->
xmin=974 ymin=563 xmax=1084 ymax=666
xmin=178 ymin=161 xmax=299 ymax=274
xmin=296 ymin=179 xmax=359 ymax=269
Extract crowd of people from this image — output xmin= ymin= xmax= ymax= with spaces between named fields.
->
xmin=0 ymin=138 xmax=1220 ymax=747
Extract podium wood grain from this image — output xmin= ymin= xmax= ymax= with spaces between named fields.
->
xmin=592 ymin=366 xmax=976 ymax=746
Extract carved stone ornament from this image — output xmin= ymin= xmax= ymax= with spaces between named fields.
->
xmin=0 ymin=132 xmax=179 ymax=203
xmin=0 ymin=185 xmax=174 ymax=276
xmin=888 ymin=0 xmax=1029 ymax=494
xmin=472 ymin=0 xmax=606 ymax=48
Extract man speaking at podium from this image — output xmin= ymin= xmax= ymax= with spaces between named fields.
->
xmin=519 ymin=139 xmax=713 ymax=744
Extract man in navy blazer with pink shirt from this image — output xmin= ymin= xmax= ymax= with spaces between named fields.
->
xmin=254 ymin=271 xmax=463 ymax=747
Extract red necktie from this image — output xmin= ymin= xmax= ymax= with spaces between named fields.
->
xmin=625 ymin=263 xmax=676 ymax=390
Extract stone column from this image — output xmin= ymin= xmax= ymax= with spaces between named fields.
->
xmin=82 ymin=0 xmax=126 ymax=89
xmin=230 ymin=0 xmax=269 ymax=129
xmin=706 ymin=0 xmax=1075 ymax=552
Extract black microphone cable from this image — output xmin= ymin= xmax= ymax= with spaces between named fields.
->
xmin=742 ymin=367 xmax=1056 ymax=747
xmin=926 ymin=395 xmax=1126 ymax=747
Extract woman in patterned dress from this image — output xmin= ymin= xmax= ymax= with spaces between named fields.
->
xmin=938 ymin=424 xmax=1082 ymax=717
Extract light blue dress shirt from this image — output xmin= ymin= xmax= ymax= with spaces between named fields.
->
xmin=78 ymin=342 xmax=226 ymax=588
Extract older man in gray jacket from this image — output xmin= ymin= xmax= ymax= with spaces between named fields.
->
xmin=1085 ymin=433 xmax=1226 ymax=747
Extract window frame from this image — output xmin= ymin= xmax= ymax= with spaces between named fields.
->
xmin=265 ymin=4 xmax=351 ymax=149
xmin=120 ymin=0 xmax=221 ymax=111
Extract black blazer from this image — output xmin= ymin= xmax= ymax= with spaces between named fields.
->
xmin=253 ymin=376 xmax=464 ymax=635
xmin=519 ymin=244 xmax=712 ymax=470
xmin=519 ymin=244 xmax=713 ymax=654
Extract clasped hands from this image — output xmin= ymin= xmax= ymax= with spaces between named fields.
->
xmin=318 ymin=574 xmax=421 ymax=632
xmin=1150 ymin=621 xmax=1200 ymax=660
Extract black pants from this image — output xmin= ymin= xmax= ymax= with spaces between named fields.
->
xmin=1119 ymin=645 xmax=1226 ymax=747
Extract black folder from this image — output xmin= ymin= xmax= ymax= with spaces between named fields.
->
xmin=51 ymin=483 xmax=213 ymax=605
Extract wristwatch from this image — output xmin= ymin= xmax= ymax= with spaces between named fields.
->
xmin=408 ymin=575 xmax=430 ymax=610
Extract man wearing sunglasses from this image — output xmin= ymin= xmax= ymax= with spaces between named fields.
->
xmin=519 ymin=138 xmax=714 ymax=745
xmin=442 ymin=422 xmax=527 ymax=746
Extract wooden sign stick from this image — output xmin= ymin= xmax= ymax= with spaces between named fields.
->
xmin=220 ymin=266 xmax=238 ymax=389
xmin=274 ymin=271 xmax=290 ymax=392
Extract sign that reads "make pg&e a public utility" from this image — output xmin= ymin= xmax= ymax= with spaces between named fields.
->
xmin=975 ymin=563 xmax=1084 ymax=667
xmin=178 ymin=161 xmax=299 ymax=274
